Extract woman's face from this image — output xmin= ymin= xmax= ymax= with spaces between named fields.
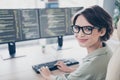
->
xmin=74 ymin=15 xmax=104 ymax=48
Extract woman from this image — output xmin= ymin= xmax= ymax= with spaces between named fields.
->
xmin=40 ymin=5 xmax=114 ymax=80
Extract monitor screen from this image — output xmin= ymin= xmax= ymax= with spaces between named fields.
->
xmin=0 ymin=9 xmax=16 ymax=44
xmin=16 ymin=9 xmax=40 ymax=41
xmin=39 ymin=8 xmax=67 ymax=38
xmin=0 ymin=9 xmax=41 ymax=44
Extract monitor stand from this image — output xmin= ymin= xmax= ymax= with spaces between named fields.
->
xmin=54 ymin=36 xmax=72 ymax=50
xmin=2 ymin=42 xmax=26 ymax=60
xmin=57 ymin=36 xmax=63 ymax=50
xmin=51 ymin=36 xmax=72 ymax=51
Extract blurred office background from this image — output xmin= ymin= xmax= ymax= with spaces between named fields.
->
xmin=0 ymin=0 xmax=119 ymax=53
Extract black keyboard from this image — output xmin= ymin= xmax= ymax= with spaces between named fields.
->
xmin=32 ymin=58 xmax=79 ymax=74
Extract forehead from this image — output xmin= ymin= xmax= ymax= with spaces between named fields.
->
xmin=76 ymin=15 xmax=93 ymax=26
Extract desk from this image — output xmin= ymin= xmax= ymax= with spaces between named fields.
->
xmin=0 ymin=40 xmax=87 ymax=80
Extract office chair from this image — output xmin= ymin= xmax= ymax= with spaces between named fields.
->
xmin=105 ymin=47 xmax=120 ymax=80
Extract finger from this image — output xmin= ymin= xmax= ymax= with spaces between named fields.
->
xmin=54 ymin=63 xmax=59 ymax=66
xmin=57 ymin=65 xmax=62 ymax=69
xmin=55 ymin=61 xmax=63 ymax=65
xmin=42 ymin=66 xmax=46 ymax=69
xmin=41 ymin=66 xmax=44 ymax=70
xmin=40 ymin=66 xmax=45 ymax=71
xmin=45 ymin=66 xmax=49 ymax=70
xmin=42 ymin=66 xmax=49 ymax=71
xmin=45 ymin=66 xmax=48 ymax=68
xmin=55 ymin=61 xmax=60 ymax=65
xmin=55 ymin=63 xmax=61 ymax=67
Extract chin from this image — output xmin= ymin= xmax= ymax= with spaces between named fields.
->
xmin=78 ymin=42 xmax=87 ymax=47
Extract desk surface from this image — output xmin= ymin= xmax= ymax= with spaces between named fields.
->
xmin=0 ymin=40 xmax=87 ymax=80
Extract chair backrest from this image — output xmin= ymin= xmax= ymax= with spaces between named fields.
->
xmin=105 ymin=47 xmax=120 ymax=80
xmin=117 ymin=18 xmax=120 ymax=40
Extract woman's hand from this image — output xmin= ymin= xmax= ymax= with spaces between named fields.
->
xmin=55 ymin=61 xmax=75 ymax=73
xmin=40 ymin=66 xmax=52 ymax=80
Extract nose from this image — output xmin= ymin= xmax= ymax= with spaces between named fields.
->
xmin=74 ymin=30 xmax=85 ymax=38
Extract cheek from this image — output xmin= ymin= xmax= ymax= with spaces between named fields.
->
xmin=74 ymin=34 xmax=78 ymax=39
xmin=88 ymin=33 xmax=101 ymax=42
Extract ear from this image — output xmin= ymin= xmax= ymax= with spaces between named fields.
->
xmin=100 ymin=28 xmax=106 ymax=37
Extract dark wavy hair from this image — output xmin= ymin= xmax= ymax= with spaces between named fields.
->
xmin=73 ymin=5 xmax=114 ymax=41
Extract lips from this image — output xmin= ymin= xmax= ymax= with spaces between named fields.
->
xmin=78 ymin=39 xmax=88 ymax=43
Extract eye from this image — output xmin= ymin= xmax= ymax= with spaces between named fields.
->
xmin=73 ymin=25 xmax=78 ymax=29
xmin=71 ymin=25 xmax=80 ymax=33
xmin=83 ymin=26 xmax=93 ymax=31
xmin=73 ymin=25 xmax=80 ymax=30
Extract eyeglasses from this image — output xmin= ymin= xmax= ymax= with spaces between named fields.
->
xmin=71 ymin=25 xmax=97 ymax=35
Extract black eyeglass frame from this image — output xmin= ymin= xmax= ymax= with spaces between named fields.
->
xmin=71 ymin=25 xmax=98 ymax=35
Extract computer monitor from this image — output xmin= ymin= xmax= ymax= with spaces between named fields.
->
xmin=39 ymin=8 xmax=68 ymax=50
xmin=0 ymin=9 xmax=16 ymax=44
xmin=0 ymin=9 xmax=40 ymax=59
xmin=38 ymin=7 xmax=83 ymax=50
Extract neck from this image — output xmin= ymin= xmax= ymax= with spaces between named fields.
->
xmin=87 ymin=42 xmax=103 ymax=53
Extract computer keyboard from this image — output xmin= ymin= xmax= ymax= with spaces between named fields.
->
xmin=32 ymin=58 xmax=79 ymax=74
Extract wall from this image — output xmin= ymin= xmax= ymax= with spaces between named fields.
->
xmin=0 ymin=0 xmax=99 ymax=9
xmin=103 ymin=0 xmax=116 ymax=17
